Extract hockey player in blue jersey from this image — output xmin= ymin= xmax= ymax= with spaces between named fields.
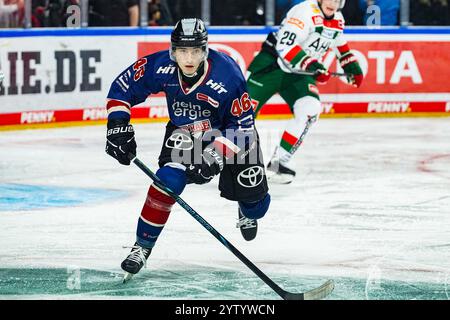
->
xmin=105 ymin=18 xmax=271 ymax=277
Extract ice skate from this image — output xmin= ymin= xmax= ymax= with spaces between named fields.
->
xmin=121 ymin=243 xmax=152 ymax=283
xmin=236 ymin=208 xmax=258 ymax=241
xmin=266 ymin=159 xmax=296 ymax=184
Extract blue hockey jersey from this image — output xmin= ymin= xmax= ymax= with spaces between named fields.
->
xmin=106 ymin=49 xmax=255 ymax=137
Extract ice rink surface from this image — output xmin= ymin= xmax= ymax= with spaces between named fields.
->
xmin=1 ymin=117 xmax=449 ymax=300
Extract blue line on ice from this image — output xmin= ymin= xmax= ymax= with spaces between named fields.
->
xmin=0 ymin=184 xmax=128 ymax=211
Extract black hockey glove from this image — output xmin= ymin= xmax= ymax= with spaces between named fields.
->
xmin=105 ymin=118 xmax=136 ymax=165
xmin=186 ymin=147 xmax=224 ymax=185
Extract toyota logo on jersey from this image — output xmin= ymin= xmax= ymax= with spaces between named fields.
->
xmin=237 ymin=166 xmax=264 ymax=188
xmin=165 ymin=132 xmax=193 ymax=150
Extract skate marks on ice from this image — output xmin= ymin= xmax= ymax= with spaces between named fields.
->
xmin=0 ymin=266 xmax=321 ymax=299
xmin=417 ymin=154 xmax=450 ymax=181
xmin=0 ymin=266 xmax=448 ymax=300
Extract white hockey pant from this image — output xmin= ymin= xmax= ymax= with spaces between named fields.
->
xmin=276 ymin=96 xmax=321 ymax=165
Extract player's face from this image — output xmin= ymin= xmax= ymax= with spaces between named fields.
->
xmin=173 ymin=47 xmax=205 ymax=75
xmin=319 ymin=0 xmax=340 ymax=17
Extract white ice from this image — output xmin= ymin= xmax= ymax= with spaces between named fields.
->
xmin=1 ymin=118 xmax=450 ymax=298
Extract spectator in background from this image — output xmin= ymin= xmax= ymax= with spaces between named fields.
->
xmin=148 ymin=3 xmax=161 ymax=26
xmin=32 ymin=0 xmax=80 ymax=27
xmin=212 ymin=0 xmax=265 ymax=25
xmin=276 ymin=0 xmax=305 ymax=24
xmin=341 ymin=0 xmax=364 ymax=25
xmin=411 ymin=0 xmax=449 ymax=26
xmin=148 ymin=0 xmax=172 ymax=25
xmin=359 ymin=0 xmax=400 ymax=26
xmin=89 ymin=0 xmax=139 ymax=26
xmin=0 ymin=0 xmax=24 ymax=28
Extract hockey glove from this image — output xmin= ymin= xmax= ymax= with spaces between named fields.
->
xmin=105 ymin=118 xmax=136 ymax=165
xmin=305 ymin=60 xmax=331 ymax=84
xmin=339 ymin=52 xmax=364 ymax=88
xmin=185 ymin=147 xmax=224 ymax=185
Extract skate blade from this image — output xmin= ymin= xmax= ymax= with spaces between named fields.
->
xmin=122 ymin=272 xmax=134 ymax=283
xmin=240 ymin=228 xmax=257 ymax=241
xmin=267 ymin=172 xmax=294 ymax=184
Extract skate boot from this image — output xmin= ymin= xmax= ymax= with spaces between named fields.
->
xmin=236 ymin=208 xmax=258 ymax=241
xmin=121 ymin=242 xmax=152 ymax=282
xmin=266 ymin=159 xmax=296 ymax=184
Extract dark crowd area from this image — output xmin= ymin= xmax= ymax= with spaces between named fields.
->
xmin=0 ymin=0 xmax=448 ymax=28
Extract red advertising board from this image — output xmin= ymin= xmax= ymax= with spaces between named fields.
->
xmin=0 ymin=33 xmax=449 ymax=129
xmin=137 ymin=39 xmax=450 ymax=117
xmin=139 ymin=41 xmax=450 ymax=93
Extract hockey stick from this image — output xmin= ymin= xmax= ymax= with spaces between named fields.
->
xmin=289 ymin=114 xmax=315 ymax=156
xmin=129 ymin=155 xmax=334 ymax=300
xmin=277 ymin=55 xmax=350 ymax=78
xmin=290 ymin=69 xmax=349 ymax=77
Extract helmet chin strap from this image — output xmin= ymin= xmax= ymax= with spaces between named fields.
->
xmin=318 ymin=0 xmax=335 ymax=20
xmin=179 ymin=61 xmax=205 ymax=86
xmin=182 ymin=69 xmax=198 ymax=78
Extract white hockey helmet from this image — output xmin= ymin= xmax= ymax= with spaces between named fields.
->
xmin=318 ymin=0 xmax=346 ymax=10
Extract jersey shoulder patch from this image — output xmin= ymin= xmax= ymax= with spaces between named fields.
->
xmin=151 ymin=50 xmax=176 ymax=75
xmin=309 ymin=2 xmax=321 ymax=14
xmin=287 ymin=1 xmax=316 ymax=29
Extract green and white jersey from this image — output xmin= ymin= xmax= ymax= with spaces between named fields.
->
xmin=275 ymin=0 xmax=349 ymax=73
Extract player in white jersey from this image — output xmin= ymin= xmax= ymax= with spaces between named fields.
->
xmin=247 ymin=0 xmax=364 ymax=184
xmin=106 ymin=19 xmax=271 ymax=279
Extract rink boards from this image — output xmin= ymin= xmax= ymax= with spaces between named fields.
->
xmin=0 ymin=27 xmax=449 ymax=129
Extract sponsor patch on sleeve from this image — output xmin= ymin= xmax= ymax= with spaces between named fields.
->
xmin=310 ymin=4 xmax=321 ymax=14
xmin=312 ymin=15 xmax=324 ymax=26
xmin=287 ymin=17 xmax=305 ymax=30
